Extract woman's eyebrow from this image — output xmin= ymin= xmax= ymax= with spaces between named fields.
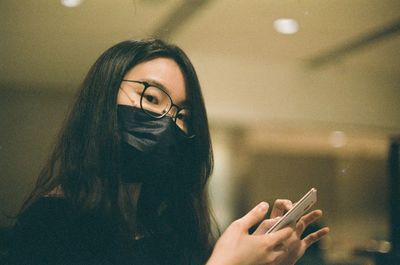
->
xmin=142 ymin=78 xmax=169 ymax=92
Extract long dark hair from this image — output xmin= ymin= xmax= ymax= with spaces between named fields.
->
xmin=19 ymin=39 xmax=215 ymax=264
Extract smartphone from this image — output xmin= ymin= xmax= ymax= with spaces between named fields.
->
xmin=266 ymin=188 xmax=317 ymax=234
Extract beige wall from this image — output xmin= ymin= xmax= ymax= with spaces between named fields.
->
xmin=0 ymin=89 xmax=73 ymax=226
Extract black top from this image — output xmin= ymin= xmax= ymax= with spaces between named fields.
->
xmin=6 ymin=197 xmax=170 ymax=265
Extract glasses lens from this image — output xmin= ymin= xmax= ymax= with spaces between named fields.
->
xmin=140 ymin=84 xmax=195 ymax=137
xmin=174 ymin=108 xmax=193 ymax=136
xmin=141 ymin=85 xmax=172 ymax=118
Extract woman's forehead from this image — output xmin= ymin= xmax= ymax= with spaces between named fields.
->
xmin=123 ymin=58 xmax=187 ymax=104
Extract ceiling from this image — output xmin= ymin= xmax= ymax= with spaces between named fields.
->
xmin=1 ymin=0 xmax=399 ymax=130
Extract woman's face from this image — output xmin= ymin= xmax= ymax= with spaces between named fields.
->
xmin=117 ymin=57 xmax=187 ymax=112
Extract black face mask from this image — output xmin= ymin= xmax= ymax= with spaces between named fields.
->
xmin=117 ymin=105 xmax=194 ymax=184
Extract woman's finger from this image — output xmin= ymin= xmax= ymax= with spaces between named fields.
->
xmin=302 ymin=227 xmax=330 ymax=248
xmin=301 ymin=210 xmax=323 ymax=226
xmin=271 ymin=199 xmax=292 ymax=218
xmin=253 ymin=217 xmax=279 ymax=235
xmin=239 ymin=202 xmax=269 ymax=230
xmin=296 ymin=210 xmax=323 ymax=234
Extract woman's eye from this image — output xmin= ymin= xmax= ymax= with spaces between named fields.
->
xmin=144 ymin=95 xmax=158 ymax=104
xmin=176 ymin=113 xmax=188 ymax=121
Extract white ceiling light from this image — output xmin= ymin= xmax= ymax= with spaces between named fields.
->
xmin=61 ymin=0 xmax=83 ymax=8
xmin=273 ymin=18 xmax=299 ymax=34
xmin=329 ymin=131 xmax=347 ymax=148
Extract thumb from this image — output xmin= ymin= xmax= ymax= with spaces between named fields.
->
xmin=239 ymin=202 xmax=269 ymax=230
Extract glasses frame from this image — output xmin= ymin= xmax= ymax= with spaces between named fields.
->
xmin=121 ymin=79 xmax=194 ymax=136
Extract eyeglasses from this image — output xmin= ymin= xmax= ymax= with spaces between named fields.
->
xmin=120 ymin=79 xmax=193 ymax=137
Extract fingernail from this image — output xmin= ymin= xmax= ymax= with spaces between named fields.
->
xmin=258 ymin=202 xmax=268 ymax=211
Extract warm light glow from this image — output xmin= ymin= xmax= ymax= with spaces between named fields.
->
xmin=329 ymin=131 xmax=347 ymax=148
xmin=273 ymin=18 xmax=299 ymax=34
xmin=61 ymin=0 xmax=83 ymax=8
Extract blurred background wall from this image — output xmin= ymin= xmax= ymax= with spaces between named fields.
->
xmin=1 ymin=1 xmax=400 ymax=264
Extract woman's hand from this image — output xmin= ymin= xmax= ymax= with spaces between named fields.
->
xmin=206 ymin=200 xmax=329 ymax=265
xmin=206 ymin=202 xmax=295 ymax=265
xmin=274 ymin=210 xmax=330 ymax=265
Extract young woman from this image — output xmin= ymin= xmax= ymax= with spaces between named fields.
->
xmin=7 ymin=39 xmax=329 ymax=265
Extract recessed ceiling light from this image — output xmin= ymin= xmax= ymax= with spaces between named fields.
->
xmin=61 ymin=0 xmax=83 ymax=8
xmin=329 ymin=131 xmax=347 ymax=148
xmin=273 ymin=18 xmax=299 ymax=35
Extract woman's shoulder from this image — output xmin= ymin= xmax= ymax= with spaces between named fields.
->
xmin=25 ymin=195 xmax=68 ymax=210
xmin=16 ymin=196 xmax=71 ymax=226
xmin=16 ymin=185 xmax=70 ymax=225
xmin=6 ymin=196 xmax=77 ymax=264
xmin=12 ymin=196 xmax=76 ymax=248
xmin=13 ymin=195 xmax=123 ymax=243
